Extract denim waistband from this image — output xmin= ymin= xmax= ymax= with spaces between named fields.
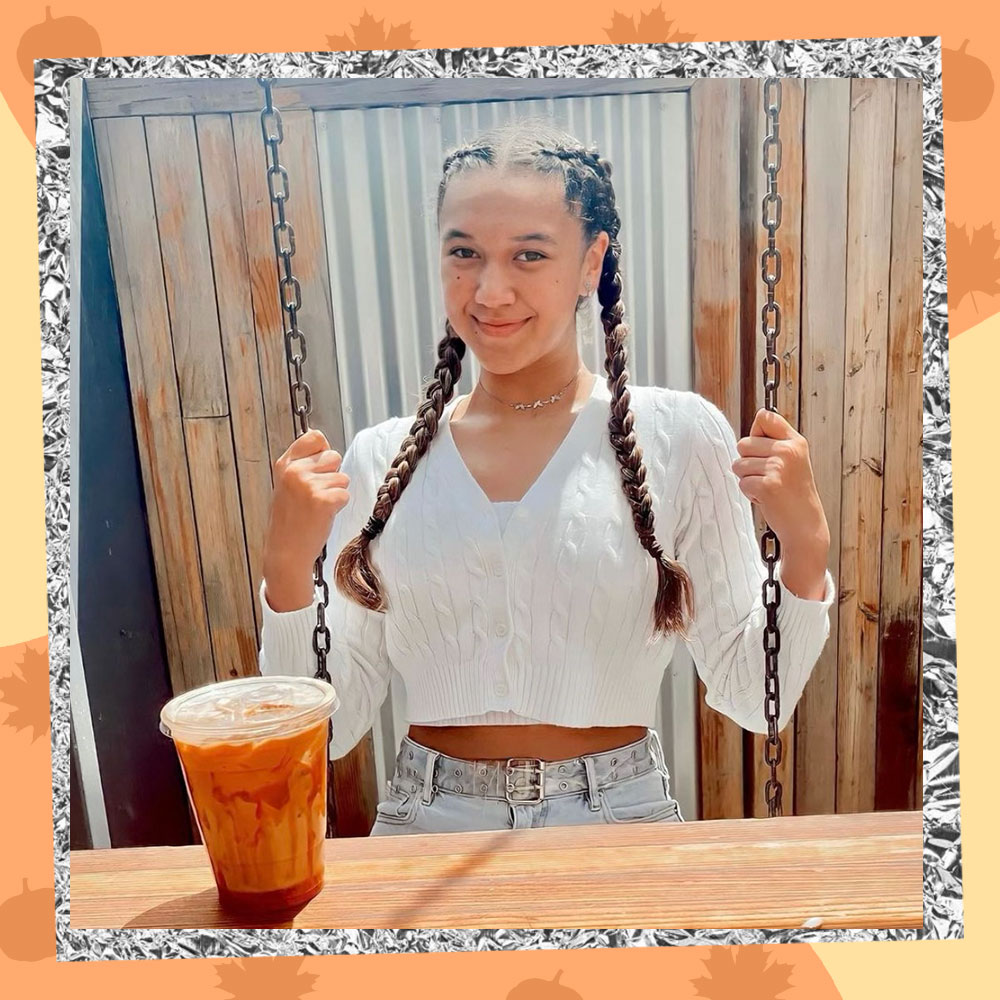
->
xmin=388 ymin=727 xmax=669 ymax=807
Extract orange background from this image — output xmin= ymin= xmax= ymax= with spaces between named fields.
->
xmin=0 ymin=2 xmax=992 ymax=996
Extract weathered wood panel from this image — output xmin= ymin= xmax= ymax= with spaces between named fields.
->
xmin=836 ymin=79 xmax=897 ymax=813
xmin=795 ymin=78 xmax=851 ymax=816
xmin=144 ymin=116 xmax=228 ymax=418
xmin=690 ymin=78 xmax=744 ymax=820
xmin=196 ymin=114 xmax=274 ymax=634
xmin=182 ymin=416 xmax=259 ymax=680
xmin=231 ymin=110 xmax=297 ymax=468
xmin=876 ymin=79 xmax=924 ymax=811
xmin=93 ymin=116 xmax=214 ymax=695
xmin=144 ymin=116 xmax=259 ymax=680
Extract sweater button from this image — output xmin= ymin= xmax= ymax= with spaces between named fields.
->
xmin=494 ymin=623 xmax=508 ymax=637
xmin=494 ymin=681 xmax=508 ymax=696
xmin=491 ymin=560 xmax=504 ymax=577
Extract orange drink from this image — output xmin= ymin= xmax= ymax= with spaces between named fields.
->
xmin=160 ymin=676 xmax=339 ymax=914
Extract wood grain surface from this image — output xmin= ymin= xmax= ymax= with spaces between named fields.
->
xmin=71 ymin=810 xmax=922 ymax=930
xmin=690 ymin=77 xmax=744 ymax=821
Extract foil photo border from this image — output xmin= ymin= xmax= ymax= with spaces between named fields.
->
xmin=38 ymin=35 xmax=958 ymax=960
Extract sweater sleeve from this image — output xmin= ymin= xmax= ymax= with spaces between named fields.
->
xmin=672 ymin=394 xmax=836 ymax=734
xmin=258 ymin=423 xmax=393 ymax=760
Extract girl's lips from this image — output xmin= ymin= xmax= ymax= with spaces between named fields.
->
xmin=476 ymin=318 xmax=528 ymax=337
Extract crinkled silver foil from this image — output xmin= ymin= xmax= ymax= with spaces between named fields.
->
xmin=39 ymin=36 xmax=958 ymax=961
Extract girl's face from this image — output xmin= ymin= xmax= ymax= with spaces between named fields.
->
xmin=439 ymin=168 xmax=608 ymax=375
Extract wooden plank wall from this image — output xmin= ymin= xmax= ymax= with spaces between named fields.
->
xmin=690 ymin=78 xmax=744 ymax=820
xmin=690 ymin=78 xmax=924 ymax=818
xmin=92 ymin=105 xmax=378 ymax=838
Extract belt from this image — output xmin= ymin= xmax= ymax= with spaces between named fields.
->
xmin=390 ymin=729 xmax=666 ymax=804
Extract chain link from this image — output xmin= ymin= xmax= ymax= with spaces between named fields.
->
xmin=759 ymin=77 xmax=784 ymax=818
xmin=258 ymin=77 xmax=336 ymax=837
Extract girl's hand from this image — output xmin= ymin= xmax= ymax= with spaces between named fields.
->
xmin=730 ymin=408 xmax=829 ymax=553
xmin=262 ymin=429 xmax=352 ymax=586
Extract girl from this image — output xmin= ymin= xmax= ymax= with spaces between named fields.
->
xmin=259 ymin=118 xmax=835 ymax=835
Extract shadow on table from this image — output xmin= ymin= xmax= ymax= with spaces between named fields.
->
xmin=368 ymin=828 xmax=545 ymax=928
xmin=123 ymin=888 xmax=308 ymax=929
xmin=123 ymin=827 xmax=595 ymax=929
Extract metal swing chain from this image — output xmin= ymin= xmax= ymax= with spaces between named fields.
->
xmin=257 ymin=77 xmax=336 ymax=837
xmin=760 ymin=77 xmax=784 ymax=818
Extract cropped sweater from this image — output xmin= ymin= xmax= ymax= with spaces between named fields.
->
xmin=258 ymin=376 xmax=837 ymax=759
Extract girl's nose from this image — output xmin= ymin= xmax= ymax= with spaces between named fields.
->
xmin=474 ymin=266 xmax=516 ymax=306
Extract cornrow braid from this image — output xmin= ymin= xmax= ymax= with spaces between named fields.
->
xmin=334 ymin=323 xmax=466 ymax=611
xmin=541 ymin=142 xmax=695 ymax=639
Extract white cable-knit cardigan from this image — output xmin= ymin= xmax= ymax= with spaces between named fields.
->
xmin=259 ymin=377 xmax=836 ymax=760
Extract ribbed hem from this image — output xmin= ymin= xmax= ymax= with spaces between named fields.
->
xmin=773 ymin=564 xmax=836 ymax=651
xmin=258 ymin=577 xmax=322 ymax=677
xmin=403 ymin=682 xmax=662 ymax=730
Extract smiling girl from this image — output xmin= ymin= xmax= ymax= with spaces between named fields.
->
xmin=258 ymin=117 xmax=835 ymax=835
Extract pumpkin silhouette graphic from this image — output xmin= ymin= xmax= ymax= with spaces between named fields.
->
xmin=16 ymin=6 xmax=102 ymax=83
xmin=507 ymin=970 xmax=583 ymax=1000
xmin=942 ymin=40 xmax=995 ymax=122
xmin=0 ymin=878 xmax=55 ymax=961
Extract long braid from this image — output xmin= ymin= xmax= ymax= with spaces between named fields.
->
xmin=548 ymin=145 xmax=695 ymax=638
xmin=334 ymin=323 xmax=465 ymax=610
xmin=335 ymin=143 xmax=490 ymax=612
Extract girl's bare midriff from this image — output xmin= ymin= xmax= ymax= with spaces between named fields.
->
xmin=406 ymin=724 xmax=648 ymax=761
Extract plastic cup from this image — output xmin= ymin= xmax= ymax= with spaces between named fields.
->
xmin=159 ymin=676 xmax=339 ymax=914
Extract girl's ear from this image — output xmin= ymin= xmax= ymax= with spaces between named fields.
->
xmin=585 ymin=231 xmax=610 ymax=282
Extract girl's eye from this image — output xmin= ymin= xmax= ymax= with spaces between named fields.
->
xmin=447 ymin=248 xmax=546 ymax=262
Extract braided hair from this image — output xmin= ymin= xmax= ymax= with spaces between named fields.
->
xmin=335 ymin=118 xmax=695 ymax=638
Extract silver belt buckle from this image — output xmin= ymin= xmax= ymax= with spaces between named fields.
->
xmin=505 ymin=757 xmax=545 ymax=803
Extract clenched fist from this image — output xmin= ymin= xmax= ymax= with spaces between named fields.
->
xmin=262 ymin=429 xmax=352 ymax=610
xmin=730 ymin=408 xmax=829 ymax=552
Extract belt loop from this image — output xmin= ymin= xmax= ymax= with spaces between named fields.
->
xmin=647 ymin=727 xmax=673 ymax=800
xmin=582 ymin=753 xmax=602 ymax=811
xmin=421 ymin=749 xmax=440 ymax=804
xmin=648 ymin=727 xmax=666 ymax=772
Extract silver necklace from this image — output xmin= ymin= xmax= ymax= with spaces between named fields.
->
xmin=476 ymin=369 xmax=582 ymax=411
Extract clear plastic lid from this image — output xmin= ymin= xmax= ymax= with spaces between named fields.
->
xmin=159 ymin=676 xmax=339 ymax=745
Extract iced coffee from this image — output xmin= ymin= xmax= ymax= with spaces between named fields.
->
xmin=160 ymin=676 xmax=339 ymax=914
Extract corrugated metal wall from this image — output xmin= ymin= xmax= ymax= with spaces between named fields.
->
xmin=313 ymin=91 xmax=699 ymax=819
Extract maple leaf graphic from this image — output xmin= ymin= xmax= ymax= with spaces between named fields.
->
xmin=947 ymin=219 xmax=1000 ymax=314
xmin=0 ymin=642 xmax=50 ymax=743
xmin=214 ymin=956 xmax=319 ymax=1000
xmin=326 ymin=9 xmax=419 ymax=51
xmin=691 ymin=944 xmax=796 ymax=1000
xmin=605 ymin=3 xmax=698 ymax=44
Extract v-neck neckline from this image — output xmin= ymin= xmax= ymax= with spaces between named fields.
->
xmin=440 ymin=373 xmax=606 ymax=509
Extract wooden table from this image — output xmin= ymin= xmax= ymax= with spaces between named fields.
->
xmin=71 ymin=810 xmax=923 ymax=930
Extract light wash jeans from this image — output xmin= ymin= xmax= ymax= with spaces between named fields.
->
xmin=369 ymin=727 xmax=684 ymax=835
